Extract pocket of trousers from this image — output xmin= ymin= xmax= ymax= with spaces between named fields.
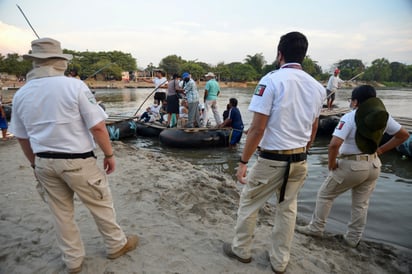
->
xmin=87 ymin=175 xmax=109 ymax=200
xmin=247 ymin=157 xmax=287 ymax=187
xmin=372 ymin=158 xmax=382 ymax=169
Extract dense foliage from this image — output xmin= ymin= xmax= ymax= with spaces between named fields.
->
xmin=1 ymin=48 xmax=412 ymax=84
xmin=0 ymin=50 xmax=137 ymax=81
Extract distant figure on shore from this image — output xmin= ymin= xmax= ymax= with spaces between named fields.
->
xmin=203 ymin=72 xmax=221 ymax=127
xmin=219 ymin=98 xmax=244 ymax=148
xmin=326 ymin=68 xmax=345 ymax=110
xmin=296 ymin=85 xmax=409 ymax=247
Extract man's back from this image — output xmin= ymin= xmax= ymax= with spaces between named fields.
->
xmin=11 ymin=76 xmax=106 ymax=153
xmin=228 ymin=107 xmax=243 ymax=130
xmin=249 ymin=67 xmax=326 ymax=149
xmin=184 ymin=79 xmax=199 ymax=103
xmin=205 ymin=79 xmax=220 ymax=100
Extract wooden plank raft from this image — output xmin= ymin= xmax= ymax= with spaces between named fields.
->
xmin=105 ymin=116 xmax=136 ymax=125
xmin=320 ymin=107 xmax=350 ymax=118
xmin=393 ymin=116 xmax=412 ymax=133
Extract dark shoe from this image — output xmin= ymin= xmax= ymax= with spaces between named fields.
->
xmin=222 ymin=242 xmax=251 ymax=263
xmin=107 ymin=235 xmax=138 ymax=259
xmin=271 ymin=264 xmax=285 ymax=274
xmin=67 ymin=263 xmax=82 ymax=274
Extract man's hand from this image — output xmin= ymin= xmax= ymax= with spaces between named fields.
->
xmin=236 ymin=163 xmax=248 ymax=184
xmin=103 ymin=157 xmax=115 ymax=174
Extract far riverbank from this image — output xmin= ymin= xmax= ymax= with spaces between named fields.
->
xmin=1 ymin=78 xmax=409 ymax=92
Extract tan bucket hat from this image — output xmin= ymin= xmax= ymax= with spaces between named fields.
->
xmin=23 ymin=38 xmax=72 ymax=60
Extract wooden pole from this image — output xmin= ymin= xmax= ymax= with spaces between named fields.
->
xmin=133 ymin=80 xmax=167 ymax=116
xmin=16 ymin=5 xmax=40 ymax=39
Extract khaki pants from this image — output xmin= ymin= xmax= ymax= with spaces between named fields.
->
xmin=308 ymin=156 xmax=381 ymax=244
xmin=232 ymin=157 xmax=307 ymax=272
xmin=35 ymin=156 xmax=127 ymax=269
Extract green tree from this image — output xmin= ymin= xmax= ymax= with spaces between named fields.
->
xmin=196 ymin=62 xmax=212 ymax=76
xmin=302 ymin=56 xmax=322 ymax=79
xmin=244 ymin=53 xmax=266 ymax=76
xmin=336 ymin=59 xmax=365 ymax=80
xmin=159 ymin=55 xmax=185 ymax=75
xmin=180 ymin=62 xmax=204 ymax=80
xmin=0 ymin=53 xmax=32 ymax=79
xmin=214 ymin=62 xmax=231 ymax=81
xmin=406 ymin=65 xmax=412 ymax=83
xmin=364 ymin=58 xmax=391 ymax=82
xmin=228 ymin=62 xmax=258 ymax=81
xmin=62 ymin=49 xmax=136 ymax=80
xmin=262 ymin=60 xmax=277 ymax=76
xmin=390 ymin=62 xmax=407 ymax=82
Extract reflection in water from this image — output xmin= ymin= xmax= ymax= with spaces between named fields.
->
xmin=99 ymin=87 xmax=412 ymax=250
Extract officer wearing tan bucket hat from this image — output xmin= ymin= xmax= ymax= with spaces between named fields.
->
xmin=10 ymin=38 xmax=138 ymax=273
xmin=296 ymin=85 xmax=409 ymax=248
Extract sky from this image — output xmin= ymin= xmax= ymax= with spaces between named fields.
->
xmin=0 ymin=0 xmax=411 ymax=72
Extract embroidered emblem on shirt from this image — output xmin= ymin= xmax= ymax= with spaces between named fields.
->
xmin=254 ymin=85 xmax=266 ymax=96
xmin=85 ymin=90 xmax=97 ymax=104
xmin=336 ymin=121 xmax=345 ymax=130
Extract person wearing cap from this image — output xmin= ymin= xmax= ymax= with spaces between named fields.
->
xmin=203 ymin=72 xmax=221 ymax=127
xmin=326 ymin=68 xmax=345 ymax=110
xmin=9 ymin=38 xmax=138 ymax=273
xmin=223 ymin=32 xmax=326 ymax=274
xmin=181 ymin=72 xmax=201 ymax=128
xmin=296 ymin=85 xmax=409 ymax=248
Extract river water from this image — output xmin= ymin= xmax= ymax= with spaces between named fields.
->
xmin=92 ymin=86 xmax=412 ymax=251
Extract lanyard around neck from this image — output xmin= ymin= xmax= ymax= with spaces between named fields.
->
xmin=281 ymin=64 xmax=302 ymax=70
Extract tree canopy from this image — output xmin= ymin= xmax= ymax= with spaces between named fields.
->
xmin=1 ymin=49 xmax=411 ymax=84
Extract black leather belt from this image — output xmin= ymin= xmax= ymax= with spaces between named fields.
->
xmin=259 ymin=151 xmax=307 ymax=203
xmin=259 ymin=151 xmax=307 ymax=162
xmin=36 ymin=151 xmax=95 ymax=159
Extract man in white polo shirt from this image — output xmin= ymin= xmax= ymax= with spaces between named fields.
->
xmin=223 ymin=31 xmax=326 ymax=274
xmin=10 ymin=38 xmax=138 ymax=274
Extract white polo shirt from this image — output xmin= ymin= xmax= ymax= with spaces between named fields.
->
xmin=10 ymin=76 xmax=107 ymax=153
xmin=333 ymin=109 xmax=401 ymax=155
xmin=248 ymin=63 xmax=326 ymax=150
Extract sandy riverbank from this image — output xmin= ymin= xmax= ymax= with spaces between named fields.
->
xmin=0 ymin=139 xmax=411 ymax=274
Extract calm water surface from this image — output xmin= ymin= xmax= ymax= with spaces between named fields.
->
xmin=94 ymin=86 xmax=412 ymax=251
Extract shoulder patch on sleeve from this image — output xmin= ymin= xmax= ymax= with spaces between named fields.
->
xmin=336 ymin=120 xmax=345 ymax=130
xmin=85 ymin=90 xmax=97 ymax=104
xmin=254 ymin=84 xmax=266 ymax=96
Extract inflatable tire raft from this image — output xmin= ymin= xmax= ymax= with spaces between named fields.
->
xmin=106 ymin=118 xmax=136 ymax=140
xmin=159 ymin=127 xmax=231 ymax=148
